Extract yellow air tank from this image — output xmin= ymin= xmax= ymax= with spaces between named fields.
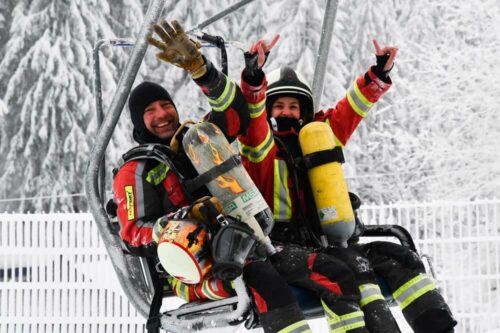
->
xmin=298 ymin=122 xmax=354 ymax=246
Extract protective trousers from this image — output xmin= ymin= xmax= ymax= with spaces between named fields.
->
xmin=360 ymin=241 xmax=457 ymax=333
xmin=243 ymin=260 xmax=311 ymax=333
xmin=325 ymin=245 xmax=401 ymax=333
xmin=271 ymin=245 xmax=368 ymax=332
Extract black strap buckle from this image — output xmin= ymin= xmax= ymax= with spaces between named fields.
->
xmin=185 ymin=155 xmax=241 ymax=192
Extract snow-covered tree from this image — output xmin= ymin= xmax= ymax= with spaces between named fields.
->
xmin=1 ymin=0 xmax=499 ymax=212
xmin=0 ymin=0 xmax=143 ymax=212
xmin=347 ymin=0 xmax=500 ymax=202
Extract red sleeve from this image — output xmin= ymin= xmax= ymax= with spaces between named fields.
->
xmin=238 ymin=72 xmax=278 ymax=210
xmin=314 ymin=67 xmax=391 ymax=146
xmin=195 ymin=64 xmax=250 ymax=142
xmin=238 ymin=72 xmax=277 ymax=162
xmin=113 ymin=160 xmax=160 ymax=257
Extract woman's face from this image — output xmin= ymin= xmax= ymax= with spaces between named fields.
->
xmin=270 ymin=96 xmax=301 ymax=119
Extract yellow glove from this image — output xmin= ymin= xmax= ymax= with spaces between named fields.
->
xmin=187 ymin=196 xmax=224 ymax=228
xmin=147 ymin=20 xmax=207 ymax=78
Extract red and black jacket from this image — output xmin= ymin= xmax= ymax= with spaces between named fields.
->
xmin=113 ymin=64 xmax=249 ymax=257
xmin=237 ymin=67 xmax=391 ymax=241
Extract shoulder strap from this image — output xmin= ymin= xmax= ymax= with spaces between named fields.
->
xmin=296 ymin=146 xmax=345 ymax=170
xmin=184 ymin=155 xmax=242 ymax=192
xmin=115 ymin=144 xmax=177 ymax=173
xmin=273 ymin=136 xmax=323 ymax=248
xmin=113 ymin=143 xmax=242 ymax=200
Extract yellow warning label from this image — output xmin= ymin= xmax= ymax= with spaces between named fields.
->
xmin=125 ymin=186 xmax=135 ymax=220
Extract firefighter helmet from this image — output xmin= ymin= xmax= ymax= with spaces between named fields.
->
xmin=266 ymin=67 xmax=314 ymax=123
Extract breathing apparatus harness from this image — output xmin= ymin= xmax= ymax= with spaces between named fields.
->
xmin=272 ymin=132 xmax=349 ymax=249
xmin=113 ymin=134 xmax=258 ymax=332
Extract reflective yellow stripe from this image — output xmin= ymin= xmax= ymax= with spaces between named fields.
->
xmin=171 ymin=279 xmax=190 ymax=301
xmin=359 ymin=283 xmax=385 ymax=307
xmin=208 ymin=79 xmax=236 ymax=112
xmin=277 ymin=320 xmax=311 ymax=333
xmin=322 ymin=300 xmax=365 ymax=332
xmin=393 ymin=274 xmax=437 ymax=310
xmin=238 ymin=129 xmax=274 ymax=163
xmin=273 ymin=160 xmax=292 ymax=221
xmin=249 ymin=99 xmax=266 ymax=118
xmin=346 ymin=80 xmax=373 ymax=117
xmin=201 ymin=279 xmax=224 ymax=300
xmin=146 ymin=163 xmax=169 ymax=185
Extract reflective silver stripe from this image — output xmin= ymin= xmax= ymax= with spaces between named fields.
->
xmin=135 ymin=161 xmax=146 ymax=220
xmin=178 ymin=281 xmax=189 ymax=300
xmin=346 ymin=81 xmax=373 ymax=117
xmin=274 ymin=160 xmax=292 ymax=221
xmin=248 ymin=100 xmax=265 ymax=118
xmin=329 ymin=311 xmax=365 ymax=332
xmin=277 ymin=320 xmax=311 ymax=333
xmin=238 ymin=129 xmax=274 ymax=163
xmin=134 ymin=219 xmax=154 ymax=228
xmin=393 ymin=275 xmax=437 ymax=310
xmin=208 ymin=79 xmax=236 ymax=112
xmin=359 ymin=283 xmax=385 ymax=307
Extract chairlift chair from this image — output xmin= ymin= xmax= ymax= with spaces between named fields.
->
xmin=85 ymin=1 xmax=434 ymax=332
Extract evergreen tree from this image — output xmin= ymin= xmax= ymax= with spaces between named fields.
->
xmin=1 ymin=0 xmax=499 ymax=212
xmin=0 ymin=0 xmax=143 ymax=212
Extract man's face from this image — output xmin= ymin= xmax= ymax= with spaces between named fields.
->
xmin=271 ymin=96 xmax=301 ymax=119
xmin=143 ymin=100 xmax=179 ymax=140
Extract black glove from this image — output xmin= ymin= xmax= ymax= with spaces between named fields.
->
xmin=372 ymin=53 xmax=393 ymax=79
xmin=242 ymin=51 xmax=266 ymax=85
xmin=242 ymin=36 xmax=280 ymax=85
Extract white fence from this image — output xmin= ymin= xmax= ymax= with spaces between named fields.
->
xmin=1 ymin=199 xmax=499 ymax=333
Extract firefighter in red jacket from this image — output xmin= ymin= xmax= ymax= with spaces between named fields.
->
xmin=113 ymin=20 xmax=312 ymax=333
xmin=238 ymin=37 xmax=457 ymax=333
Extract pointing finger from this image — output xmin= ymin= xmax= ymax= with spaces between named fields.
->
xmin=373 ymin=39 xmax=382 ymax=55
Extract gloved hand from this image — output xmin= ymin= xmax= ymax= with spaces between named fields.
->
xmin=148 ymin=20 xmax=207 ymax=78
xmin=152 ymin=196 xmax=223 ymax=244
xmin=243 ymin=35 xmax=280 ymax=84
xmin=371 ymin=39 xmax=398 ymax=79
xmin=186 ymin=196 xmax=224 ymax=229
xmin=152 ymin=215 xmax=169 ymax=244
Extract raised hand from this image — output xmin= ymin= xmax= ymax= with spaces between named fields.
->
xmin=244 ymin=35 xmax=280 ymax=75
xmin=372 ymin=39 xmax=398 ymax=75
xmin=148 ymin=20 xmax=207 ymax=78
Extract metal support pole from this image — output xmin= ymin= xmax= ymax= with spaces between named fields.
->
xmin=186 ymin=0 xmax=256 ymax=33
xmin=86 ymin=0 xmax=258 ymax=321
xmin=311 ymin=0 xmax=339 ymax=111
xmin=93 ymin=39 xmax=134 ymax=205
xmin=92 ymin=40 xmax=107 ymax=205
xmin=85 ymin=0 xmax=166 ymax=318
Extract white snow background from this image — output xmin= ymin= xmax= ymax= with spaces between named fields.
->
xmin=1 ymin=0 xmax=500 ymax=332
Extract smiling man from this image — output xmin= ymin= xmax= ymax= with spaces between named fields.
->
xmin=128 ymin=81 xmax=181 ymax=144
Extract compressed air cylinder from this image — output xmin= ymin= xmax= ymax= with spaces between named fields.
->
xmin=182 ymin=122 xmax=275 ymax=253
xmin=298 ymin=121 xmax=355 ymax=246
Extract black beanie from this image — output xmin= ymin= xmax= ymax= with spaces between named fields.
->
xmin=128 ymin=81 xmax=177 ymax=144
